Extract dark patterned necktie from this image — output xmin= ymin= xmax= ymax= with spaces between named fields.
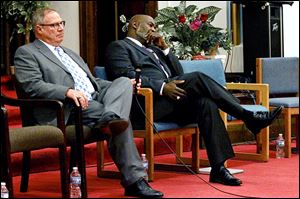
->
xmin=144 ymin=47 xmax=171 ymax=78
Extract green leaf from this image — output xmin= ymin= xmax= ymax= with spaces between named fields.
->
xmin=178 ymin=1 xmax=186 ymax=14
xmin=1 ymin=1 xmax=49 ymax=42
xmin=197 ymin=6 xmax=221 ymax=23
xmin=185 ymin=5 xmax=197 ymax=16
xmin=156 ymin=7 xmax=177 ymax=23
xmin=16 ymin=23 xmax=24 ymax=28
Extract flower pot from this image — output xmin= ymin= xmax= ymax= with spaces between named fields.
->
xmin=192 ymin=54 xmax=207 ymax=60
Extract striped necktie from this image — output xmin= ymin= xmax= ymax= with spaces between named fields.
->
xmin=144 ymin=47 xmax=171 ymax=78
xmin=55 ymin=47 xmax=93 ymax=100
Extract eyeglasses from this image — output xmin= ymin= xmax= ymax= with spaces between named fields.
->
xmin=39 ymin=21 xmax=66 ymax=29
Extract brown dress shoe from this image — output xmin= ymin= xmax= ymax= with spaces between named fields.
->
xmin=107 ymin=118 xmax=129 ymax=135
xmin=94 ymin=112 xmax=129 ymax=136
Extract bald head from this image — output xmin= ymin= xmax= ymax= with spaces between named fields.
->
xmin=128 ymin=15 xmax=152 ymax=26
xmin=127 ymin=14 xmax=156 ymax=44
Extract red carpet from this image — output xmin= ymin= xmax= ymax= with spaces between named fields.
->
xmin=2 ymin=75 xmax=299 ymax=198
xmin=12 ymin=145 xmax=299 ymax=198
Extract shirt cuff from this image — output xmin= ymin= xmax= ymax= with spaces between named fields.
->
xmin=160 ymin=82 xmax=166 ymax=96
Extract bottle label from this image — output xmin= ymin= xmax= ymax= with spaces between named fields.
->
xmin=142 ymin=162 xmax=148 ymax=169
xmin=70 ymin=176 xmax=81 ymax=185
xmin=1 ymin=193 xmax=9 ymax=198
xmin=277 ymin=140 xmax=285 ymax=147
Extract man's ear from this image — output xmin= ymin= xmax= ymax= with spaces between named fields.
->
xmin=132 ymin=22 xmax=138 ymax=29
xmin=35 ymin=25 xmax=43 ymax=34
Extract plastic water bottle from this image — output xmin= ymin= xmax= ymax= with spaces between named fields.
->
xmin=70 ymin=167 xmax=82 ymax=198
xmin=141 ymin=154 xmax=149 ymax=181
xmin=276 ymin=133 xmax=285 ymax=159
xmin=1 ymin=182 xmax=9 ymax=198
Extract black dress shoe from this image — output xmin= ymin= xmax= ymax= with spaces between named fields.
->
xmin=125 ymin=178 xmax=164 ymax=198
xmin=210 ymin=166 xmax=242 ymax=186
xmin=245 ymin=105 xmax=283 ymax=135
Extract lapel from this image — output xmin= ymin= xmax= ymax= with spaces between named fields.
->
xmin=124 ymin=38 xmax=171 ymax=77
xmin=124 ymin=38 xmax=160 ymax=66
xmin=34 ymin=40 xmax=92 ymax=78
xmin=33 ymin=40 xmax=71 ymax=75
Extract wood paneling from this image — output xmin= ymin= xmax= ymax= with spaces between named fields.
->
xmin=79 ymin=1 xmax=158 ymax=71
xmin=79 ymin=1 xmax=98 ymax=72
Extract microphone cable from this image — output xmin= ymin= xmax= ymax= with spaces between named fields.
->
xmin=133 ymin=94 xmax=260 ymax=198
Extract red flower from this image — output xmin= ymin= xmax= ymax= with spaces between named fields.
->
xmin=200 ymin=13 xmax=208 ymax=22
xmin=189 ymin=19 xmax=202 ymax=31
xmin=178 ymin=15 xmax=186 ymax=23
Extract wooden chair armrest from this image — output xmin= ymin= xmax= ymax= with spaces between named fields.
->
xmin=137 ymin=88 xmax=154 ymax=126
xmin=0 ymin=93 xmax=66 ymax=132
xmin=137 ymin=87 xmax=152 ymax=96
xmin=226 ymin=82 xmax=269 ymax=92
xmin=226 ymin=83 xmax=269 ymax=108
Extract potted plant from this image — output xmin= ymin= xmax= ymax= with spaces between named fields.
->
xmin=154 ymin=1 xmax=232 ymax=60
xmin=1 ymin=1 xmax=49 ymax=44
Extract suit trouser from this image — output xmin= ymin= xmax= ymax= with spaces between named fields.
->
xmin=155 ymin=72 xmax=250 ymax=166
xmin=81 ymin=77 xmax=146 ymax=187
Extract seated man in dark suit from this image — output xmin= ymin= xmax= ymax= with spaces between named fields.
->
xmin=104 ymin=14 xmax=283 ymax=186
xmin=14 ymin=9 xmax=163 ymax=198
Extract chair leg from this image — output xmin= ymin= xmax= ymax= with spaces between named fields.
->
xmin=284 ymin=110 xmax=292 ymax=158
xmin=96 ymin=141 xmax=105 ymax=177
xmin=295 ymin=115 xmax=299 ymax=153
xmin=191 ymin=128 xmax=200 ymax=173
xmin=20 ymin=151 xmax=31 ymax=192
xmin=234 ymin=127 xmax=269 ymax=162
xmin=146 ymin=133 xmax=154 ymax=182
xmin=69 ymin=145 xmax=77 ymax=172
xmin=96 ymin=140 xmax=123 ymax=179
xmin=59 ymin=146 xmax=69 ymax=198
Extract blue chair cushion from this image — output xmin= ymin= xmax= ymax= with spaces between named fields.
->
xmin=94 ymin=66 xmax=108 ymax=80
xmin=154 ymin=122 xmax=198 ymax=132
xmin=180 ymin=59 xmax=226 ymax=86
xmin=269 ymin=97 xmax=299 ymax=108
xmin=261 ymin=57 xmax=299 ymax=94
xmin=227 ymin=105 xmax=268 ymax=121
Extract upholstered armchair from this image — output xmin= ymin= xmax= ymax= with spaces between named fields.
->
xmin=9 ymin=65 xmax=110 ymax=198
xmin=94 ymin=66 xmax=200 ymax=182
xmin=256 ymin=57 xmax=299 ymax=157
xmin=180 ymin=59 xmax=270 ymax=162
xmin=0 ymin=93 xmax=69 ymax=198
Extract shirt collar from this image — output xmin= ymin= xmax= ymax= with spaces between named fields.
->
xmin=39 ymin=39 xmax=57 ymax=51
xmin=126 ymin=37 xmax=143 ymax=48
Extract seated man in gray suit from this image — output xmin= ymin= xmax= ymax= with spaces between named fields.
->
xmin=14 ymin=8 xmax=163 ymax=198
xmin=105 ymin=14 xmax=283 ymax=186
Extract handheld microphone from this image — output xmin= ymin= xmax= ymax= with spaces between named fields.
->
xmin=135 ymin=68 xmax=141 ymax=94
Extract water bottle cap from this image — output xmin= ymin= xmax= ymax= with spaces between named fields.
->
xmin=279 ymin=133 xmax=283 ymax=136
xmin=73 ymin=167 xmax=78 ymax=170
xmin=141 ymin=154 xmax=146 ymax=157
xmin=1 ymin=182 xmax=6 ymax=185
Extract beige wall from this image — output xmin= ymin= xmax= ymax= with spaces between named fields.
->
xmin=49 ymin=1 xmax=80 ymax=54
xmin=283 ymin=2 xmax=299 ymax=57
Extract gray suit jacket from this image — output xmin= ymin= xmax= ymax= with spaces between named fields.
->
xmin=14 ymin=39 xmax=110 ymax=125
